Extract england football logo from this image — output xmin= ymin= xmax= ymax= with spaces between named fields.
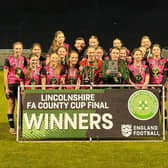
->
xmin=121 ymin=124 xmax=132 ymax=137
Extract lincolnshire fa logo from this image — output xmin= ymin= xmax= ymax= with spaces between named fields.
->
xmin=128 ymin=90 xmax=159 ymax=120
xmin=121 ymin=124 xmax=132 ymax=137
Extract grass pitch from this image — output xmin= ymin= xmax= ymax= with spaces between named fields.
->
xmin=1 ymin=70 xmax=168 ymax=168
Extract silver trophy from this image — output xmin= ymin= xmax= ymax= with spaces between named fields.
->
xmin=108 ymin=60 xmax=118 ymax=75
xmin=83 ymin=66 xmax=90 ymax=84
xmin=88 ymin=66 xmax=95 ymax=83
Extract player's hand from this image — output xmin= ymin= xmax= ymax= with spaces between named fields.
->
xmin=106 ymin=70 xmax=111 ymax=75
xmin=5 ymin=88 xmax=12 ymax=96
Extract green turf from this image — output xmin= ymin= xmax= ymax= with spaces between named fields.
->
xmin=1 ymin=70 xmax=168 ymax=168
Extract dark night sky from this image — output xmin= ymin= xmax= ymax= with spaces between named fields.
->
xmin=0 ymin=0 xmax=168 ymax=51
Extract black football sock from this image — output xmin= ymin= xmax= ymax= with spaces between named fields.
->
xmin=8 ymin=114 xmax=14 ymax=128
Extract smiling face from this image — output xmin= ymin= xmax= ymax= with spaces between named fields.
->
xmin=95 ymin=48 xmax=104 ymax=60
xmin=110 ymin=48 xmax=120 ymax=61
xmin=32 ymin=45 xmax=42 ymax=58
xmin=57 ymin=47 xmax=67 ymax=60
xmin=139 ymin=46 xmax=146 ymax=58
xmin=152 ymin=45 xmax=161 ymax=58
xmin=89 ymin=37 xmax=99 ymax=48
xmin=87 ymin=47 xmax=96 ymax=61
xmin=30 ymin=55 xmax=39 ymax=68
xmin=119 ymin=48 xmax=127 ymax=61
xmin=113 ymin=39 xmax=122 ymax=49
xmin=50 ymin=53 xmax=60 ymax=64
xmin=55 ymin=32 xmax=65 ymax=45
xmin=141 ymin=37 xmax=151 ymax=49
xmin=69 ymin=52 xmax=78 ymax=65
xmin=13 ymin=43 xmax=23 ymax=57
xmin=133 ymin=50 xmax=143 ymax=62
xmin=74 ymin=39 xmax=86 ymax=51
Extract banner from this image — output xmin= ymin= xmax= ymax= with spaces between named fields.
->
xmin=19 ymin=88 xmax=162 ymax=141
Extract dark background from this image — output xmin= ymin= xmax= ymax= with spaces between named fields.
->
xmin=0 ymin=0 xmax=168 ymax=52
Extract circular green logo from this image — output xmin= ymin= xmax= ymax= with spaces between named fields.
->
xmin=128 ymin=90 xmax=159 ymax=120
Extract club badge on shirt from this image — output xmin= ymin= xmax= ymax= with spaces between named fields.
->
xmin=152 ymin=67 xmax=160 ymax=77
xmin=15 ymin=67 xmax=22 ymax=78
xmin=135 ymin=73 xmax=143 ymax=83
xmin=68 ymin=78 xmax=76 ymax=84
xmin=29 ymin=79 xmax=37 ymax=90
xmin=30 ymin=79 xmax=37 ymax=85
xmin=50 ymin=77 xmax=57 ymax=85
